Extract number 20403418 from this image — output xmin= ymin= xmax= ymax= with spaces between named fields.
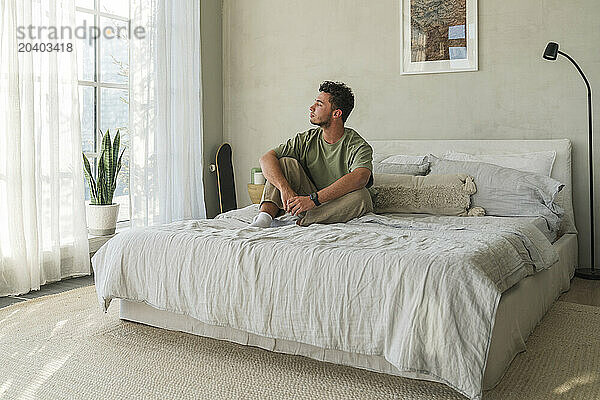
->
xmin=18 ymin=42 xmax=73 ymax=52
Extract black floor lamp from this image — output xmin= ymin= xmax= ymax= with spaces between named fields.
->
xmin=543 ymin=42 xmax=599 ymax=280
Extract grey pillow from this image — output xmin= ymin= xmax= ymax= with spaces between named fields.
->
xmin=372 ymin=154 xmax=429 ymax=175
xmin=372 ymin=161 xmax=429 ymax=175
xmin=428 ymin=155 xmax=564 ymax=232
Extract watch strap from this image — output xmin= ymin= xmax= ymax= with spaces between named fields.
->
xmin=310 ymin=192 xmax=321 ymax=206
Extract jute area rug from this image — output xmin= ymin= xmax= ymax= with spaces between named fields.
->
xmin=1 ymin=286 xmax=599 ymax=400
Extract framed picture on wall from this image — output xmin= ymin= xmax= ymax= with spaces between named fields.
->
xmin=401 ymin=0 xmax=478 ymax=74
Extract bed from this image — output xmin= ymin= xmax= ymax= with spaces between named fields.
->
xmin=92 ymin=139 xmax=578 ymax=400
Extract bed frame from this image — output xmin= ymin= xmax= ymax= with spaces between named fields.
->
xmin=120 ymin=139 xmax=578 ymax=391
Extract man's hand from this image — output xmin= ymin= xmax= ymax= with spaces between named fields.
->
xmin=287 ymin=195 xmax=316 ymax=216
xmin=281 ymin=187 xmax=297 ymax=212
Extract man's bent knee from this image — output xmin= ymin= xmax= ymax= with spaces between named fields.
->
xmin=342 ymin=187 xmax=373 ymax=214
xmin=354 ymin=187 xmax=373 ymax=213
xmin=298 ymin=187 xmax=373 ymax=226
xmin=279 ymin=157 xmax=301 ymax=168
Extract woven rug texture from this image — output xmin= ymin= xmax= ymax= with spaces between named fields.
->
xmin=0 ymin=286 xmax=599 ymax=400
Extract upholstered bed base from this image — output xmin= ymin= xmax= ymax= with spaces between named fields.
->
xmin=119 ymin=233 xmax=577 ymax=391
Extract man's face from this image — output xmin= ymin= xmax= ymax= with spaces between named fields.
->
xmin=309 ymin=92 xmax=335 ymax=127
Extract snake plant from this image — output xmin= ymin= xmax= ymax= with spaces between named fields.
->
xmin=82 ymin=129 xmax=125 ymax=205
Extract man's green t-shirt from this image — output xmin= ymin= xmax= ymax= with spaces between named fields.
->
xmin=273 ymin=127 xmax=373 ymax=190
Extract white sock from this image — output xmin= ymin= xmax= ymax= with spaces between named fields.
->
xmin=249 ymin=212 xmax=273 ymax=228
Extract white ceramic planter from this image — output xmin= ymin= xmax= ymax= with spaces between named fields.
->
xmin=86 ymin=203 xmax=120 ymax=236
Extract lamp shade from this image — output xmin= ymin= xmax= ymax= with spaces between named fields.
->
xmin=543 ymin=42 xmax=559 ymax=60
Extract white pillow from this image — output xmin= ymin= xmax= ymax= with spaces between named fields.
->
xmin=442 ymin=151 xmax=556 ymax=176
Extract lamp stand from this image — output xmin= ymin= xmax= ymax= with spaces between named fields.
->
xmin=557 ymin=50 xmax=600 ymax=280
xmin=575 ymin=268 xmax=600 ymax=279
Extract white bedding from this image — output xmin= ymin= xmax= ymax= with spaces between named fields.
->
xmin=92 ymin=205 xmax=558 ymax=400
xmin=527 ymin=215 xmax=559 ymax=243
xmin=391 ymin=213 xmax=560 ymax=244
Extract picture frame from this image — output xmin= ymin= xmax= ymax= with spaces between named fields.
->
xmin=401 ymin=0 xmax=478 ymax=74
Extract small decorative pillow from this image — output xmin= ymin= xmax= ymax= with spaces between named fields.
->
xmin=372 ymin=162 xmax=429 ymax=175
xmin=369 ymin=173 xmax=484 ymax=216
xmin=372 ymin=154 xmax=430 ymax=176
xmin=380 ymin=154 xmax=428 ymax=164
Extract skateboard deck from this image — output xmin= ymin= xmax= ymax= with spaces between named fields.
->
xmin=216 ymin=143 xmax=237 ymax=214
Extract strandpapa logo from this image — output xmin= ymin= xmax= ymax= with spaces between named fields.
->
xmin=17 ymin=20 xmax=146 ymax=46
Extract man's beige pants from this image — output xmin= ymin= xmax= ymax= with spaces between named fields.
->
xmin=260 ymin=157 xmax=373 ymax=226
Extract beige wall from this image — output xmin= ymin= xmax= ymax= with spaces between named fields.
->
xmin=223 ymin=0 xmax=600 ymax=266
xmin=201 ymin=0 xmax=223 ymax=218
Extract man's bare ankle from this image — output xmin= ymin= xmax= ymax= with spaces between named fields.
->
xmin=259 ymin=202 xmax=279 ymax=218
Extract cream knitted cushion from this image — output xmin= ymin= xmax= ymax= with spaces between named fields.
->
xmin=369 ymin=173 xmax=485 ymax=216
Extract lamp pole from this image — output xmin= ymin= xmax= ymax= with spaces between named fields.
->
xmin=544 ymin=42 xmax=599 ymax=279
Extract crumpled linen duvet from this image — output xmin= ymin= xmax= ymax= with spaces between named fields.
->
xmin=92 ymin=205 xmax=557 ymax=400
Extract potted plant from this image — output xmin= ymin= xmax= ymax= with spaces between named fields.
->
xmin=83 ymin=129 xmax=125 ymax=236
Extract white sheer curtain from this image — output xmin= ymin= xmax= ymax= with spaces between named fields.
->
xmin=129 ymin=0 xmax=206 ymax=227
xmin=0 ymin=0 xmax=90 ymax=296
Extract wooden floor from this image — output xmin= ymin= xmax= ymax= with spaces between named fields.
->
xmin=558 ymin=277 xmax=600 ymax=306
xmin=0 ymin=275 xmax=95 ymax=309
xmin=1 ymin=275 xmax=599 ymax=309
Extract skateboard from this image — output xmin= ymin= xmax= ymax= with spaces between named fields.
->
xmin=216 ymin=143 xmax=237 ymax=214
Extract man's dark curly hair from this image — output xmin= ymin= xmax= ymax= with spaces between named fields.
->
xmin=319 ymin=81 xmax=354 ymax=123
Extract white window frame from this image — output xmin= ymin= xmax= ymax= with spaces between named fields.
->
xmin=77 ymin=3 xmax=131 ymax=228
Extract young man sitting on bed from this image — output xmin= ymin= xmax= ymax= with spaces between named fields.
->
xmin=250 ymin=81 xmax=374 ymax=228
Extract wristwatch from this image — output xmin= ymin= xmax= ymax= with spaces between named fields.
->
xmin=309 ymin=192 xmax=321 ymax=206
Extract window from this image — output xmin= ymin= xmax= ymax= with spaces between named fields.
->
xmin=76 ymin=0 xmax=130 ymax=223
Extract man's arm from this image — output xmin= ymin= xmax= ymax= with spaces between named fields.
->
xmin=259 ymin=150 xmax=297 ymax=211
xmin=288 ymin=167 xmax=371 ymax=216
